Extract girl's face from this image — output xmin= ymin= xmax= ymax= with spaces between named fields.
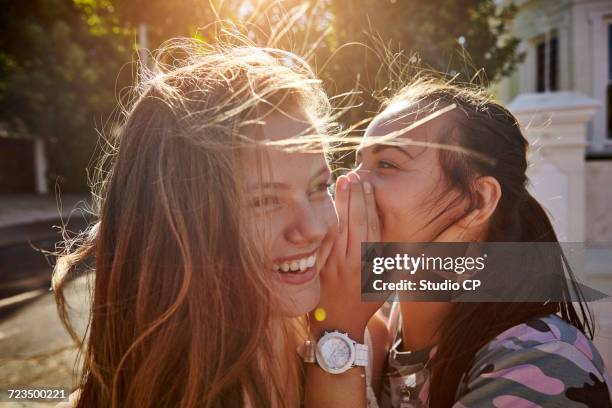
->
xmin=354 ymin=104 xmax=466 ymax=242
xmin=244 ymin=110 xmax=336 ymax=317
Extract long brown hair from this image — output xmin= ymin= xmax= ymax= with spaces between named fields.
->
xmin=385 ymin=78 xmax=594 ymax=407
xmin=52 ymin=39 xmax=331 ymax=408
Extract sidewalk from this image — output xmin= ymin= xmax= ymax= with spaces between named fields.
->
xmin=0 ymin=194 xmax=90 ymax=247
xmin=0 ymin=194 xmax=89 ymax=229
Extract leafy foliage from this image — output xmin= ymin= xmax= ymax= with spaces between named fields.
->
xmin=0 ymin=0 xmax=523 ymax=191
xmin=0 ymin=0 xmax=132 ymax=191
xmin=322 ymin=0 xmax=524 ymax=122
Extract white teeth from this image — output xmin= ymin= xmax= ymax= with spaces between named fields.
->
xmin=307 ymin=255 xmax=316 ymax=267
xmin=273 ymin=253 xmax=317 ymax=273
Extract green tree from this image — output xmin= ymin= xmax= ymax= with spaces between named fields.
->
xmin=0 ymin=0 xmax=230 ymax=191
xmin=232 ymin=0 xmax=523 ymax=131
xmin=323 ymin=0 xmax=523 ymax=123
xmin=0 ymin=0 xmax=523 ymax=190
xmin=0 ymin=0 xmax=132 ymax=192
xmin=75 ymin=0 xmax=219 ymax=55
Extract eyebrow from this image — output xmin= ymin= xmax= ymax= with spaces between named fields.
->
xmin=357 ymin=144 xmax=414 ymax=161
xmin=248 ymin=166 xmax=330 ymax=191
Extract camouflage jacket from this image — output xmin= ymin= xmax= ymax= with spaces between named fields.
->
xmin=380 ymin=313 xmax=612 ymax=407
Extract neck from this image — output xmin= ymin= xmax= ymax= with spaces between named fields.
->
xmin=399 ymin=302 xmax=454 ymax=351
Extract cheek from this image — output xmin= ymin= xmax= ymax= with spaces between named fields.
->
xmin=314 ymin=196 xmax=337 ymax=232
xmin=262 ymin=199 xmax=336 ymax=256
xmin=253 ymin=212 xmax=289 ymax=256
xmin=372 ymin=175 xmax=443 ymax=240
xmin=373 ymin=177 xmax=422 ymax=220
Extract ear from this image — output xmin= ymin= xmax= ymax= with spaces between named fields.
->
xmin=457 ymin=176 xmax=502 ymax=229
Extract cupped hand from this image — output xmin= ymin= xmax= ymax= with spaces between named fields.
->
xmin=309 ymin=173 xmax=384 ymax=343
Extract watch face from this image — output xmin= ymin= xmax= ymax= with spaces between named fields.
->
xmin=316 ymin=332 xmax=355 ymax=374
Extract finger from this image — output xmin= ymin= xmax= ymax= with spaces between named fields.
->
xmin=362 ymin=180 xmax=380 ymax=242
xmin=333 ymin=175 xmax=350 ymax=255
xmin=346 ymin=173 xmax=367 ymax=257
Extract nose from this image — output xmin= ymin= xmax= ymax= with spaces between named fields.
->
xmin=284 ymin=200 xmax=328 ymax=245
xmin=352 ymin=165 xmax=374 ymax=183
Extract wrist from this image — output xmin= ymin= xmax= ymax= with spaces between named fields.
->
xmin=309 ymin=321 xmax=366 ymax=343
xmin=303 ymin=330 xmax=370 ymax=375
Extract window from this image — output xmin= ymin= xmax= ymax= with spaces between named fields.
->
xmin=536 ymin=33 xmax=559 ymax=92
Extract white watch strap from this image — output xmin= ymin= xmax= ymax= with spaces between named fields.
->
xmin=354 ymin=343 xmax=369 ymax=366
xmin=302 ymin=335 xmax=369 ymax=369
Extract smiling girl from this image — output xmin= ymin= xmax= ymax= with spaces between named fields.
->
xmin=53 ymin=39 xmax=339 ymax=407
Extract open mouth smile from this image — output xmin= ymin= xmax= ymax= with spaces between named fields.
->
xmin=272 ymin=250 xmax=319 ymax=285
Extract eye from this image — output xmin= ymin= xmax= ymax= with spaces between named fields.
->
xmin=378 ymin=160 xmax=399 ymax=170
xmin=309 ymin=181 xmax=334 ymax=198
xmin=250 ymin=195 xmax=281 ymax=209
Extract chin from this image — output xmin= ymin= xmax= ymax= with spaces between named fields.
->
xmin=280 ymin=277 xmax=321 ymax=317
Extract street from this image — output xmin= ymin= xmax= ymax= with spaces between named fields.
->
xmin=0 ymin=210 xmax=90 ymax=407
xmin=0 ymin=274 xmax=88 ymax=407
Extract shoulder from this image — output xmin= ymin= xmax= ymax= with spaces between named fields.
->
xmin=456 ymin=314 xmax=612 ymax=407
xmin=367 ymin=310 xmax=391 ymax=373
xmin=471 ymin=315 xmax=609 ymax=379
xmin=367 ymin=311 xmax=390 ymax=352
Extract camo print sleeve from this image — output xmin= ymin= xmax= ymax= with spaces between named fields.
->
xmin=453 ymin=315 xmax=612 ymax=408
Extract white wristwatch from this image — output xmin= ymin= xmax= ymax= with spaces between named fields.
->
xmin=303 ymin=330 xmax=369 ymax=374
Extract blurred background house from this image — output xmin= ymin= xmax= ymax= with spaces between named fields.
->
xmin=0 ymin=124 xmax=48 ymax=195
xmin=497 ymin=0 xmax=612 ymax=368
xmin=498 ymin=0 xmax=611 ymax=157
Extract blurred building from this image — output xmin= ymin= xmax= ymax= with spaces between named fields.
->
xmin=0 ymin=124 xmax=48 ymax=195
xmin=497 ymin=0 xmax=612 ymax=370
xmin=496 ymin=0 xmax=612 ymax=243
xmin=499 ymin=0 xmax=611 ymax=156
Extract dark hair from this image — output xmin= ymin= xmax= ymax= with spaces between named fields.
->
xmin=387 ymin=78 xmax=593 ymax=407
